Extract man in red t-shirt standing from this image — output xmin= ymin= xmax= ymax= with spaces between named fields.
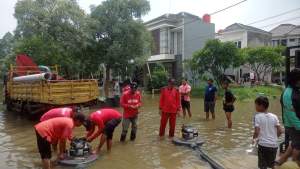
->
xmin=159 ymin=78 xmax=181 ymax=138
xmin=120 ymin=82 xmax=142 ymax=141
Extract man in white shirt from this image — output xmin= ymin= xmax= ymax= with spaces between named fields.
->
xmin=253 ymin=96 xmax=283 ymax=169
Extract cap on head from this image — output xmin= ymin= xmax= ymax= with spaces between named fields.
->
xmin=130 ymin=82 xmax=138 ymax=90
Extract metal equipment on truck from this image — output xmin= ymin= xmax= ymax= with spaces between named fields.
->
xmin=3 ymin=54 xmax=99 ymax=115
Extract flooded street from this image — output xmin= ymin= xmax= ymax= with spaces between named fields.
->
xmin=0 ymin=94 xmax=295 ymax=169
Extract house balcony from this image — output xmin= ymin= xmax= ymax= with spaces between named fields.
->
xmin=147 ymin=53 xmax=175 ymax=63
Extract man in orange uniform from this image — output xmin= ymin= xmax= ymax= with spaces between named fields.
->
xmin=120 ymin=82 xmax=142 ymax=141
xmin=159 ymin=78 xmax=181 ymax=138
xmin=85 ymin=109 xmax=122 ymax=153
xmin=34 ymin=114 xmax=86 ymax=169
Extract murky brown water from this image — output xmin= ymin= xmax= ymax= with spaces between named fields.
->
xmin=0 ymin=94 xmax=297 ymax=169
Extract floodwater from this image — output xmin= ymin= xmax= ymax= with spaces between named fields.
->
xmin=0 ymin=94 xmax=298 ymax=169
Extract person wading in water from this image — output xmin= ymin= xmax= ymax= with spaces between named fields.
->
xmin=159 ymin=78 xmax=181 ymax=138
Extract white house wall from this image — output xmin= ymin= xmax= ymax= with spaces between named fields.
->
xmin=218 ymin=31 xmax=248 ymax=48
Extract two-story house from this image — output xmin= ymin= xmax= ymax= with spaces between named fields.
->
xmin=271 ymin=24 xmax=300 ymax=69
xmin=145 ymin=12 xmax=215 ymax=81
xmin=216 ymin=23 xmax=272 ymax=82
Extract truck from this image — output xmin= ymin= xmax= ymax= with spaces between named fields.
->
xmin=3 ymin=55 xmax=99 ymax=115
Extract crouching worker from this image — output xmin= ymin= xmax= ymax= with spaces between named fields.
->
xmin=120 ymin=82 xmax=142 ymax=142
xmin=34 ymin=114 xmax=86 ymax=169
xmin=40 ymin=107 xmax=80 ymax=122
xmin=85 ymin=109 xmax=122 ymax=154
xmin=39 ymin=107 xmax=81 ymax=152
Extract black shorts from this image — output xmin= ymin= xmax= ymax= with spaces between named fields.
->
xmin=289 ymin=128 xmax=300 ymax=150
xmin=104 ymin=118 xmax=121 ymax=140
xmin=181 ymin=100 xmax=190 ymax=110
xmin=204 ymin=102 xmax=215 ymax=113
xmin=35 ymin=131 xmax=51 ymax=159
xmin=223 ymin=104 xmax=234 ymax=112
xmin=257 ymin=145 xmax=277 ymax=169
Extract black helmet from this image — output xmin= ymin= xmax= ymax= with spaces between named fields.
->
xmin=130 ymin=82 xmax=138 ymax=90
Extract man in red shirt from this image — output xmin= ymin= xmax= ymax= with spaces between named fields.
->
xmin=120 ymin=82 xmax=142 ymax=142
xmin=40 ymin=107 xmax=79 ymax=122
xmin=85 ymin=109 xmax=122 ymax=153
xmin=40 ymin=107 xmax=81 ymax=152
xmin=159 ymin=78 xmax=181 ymax=138
xmin=34 ymin=114 xmax=86 ymax=169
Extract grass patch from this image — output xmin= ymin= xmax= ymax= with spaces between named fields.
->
xmin=191 ymin=85 xmax=283 ymax=101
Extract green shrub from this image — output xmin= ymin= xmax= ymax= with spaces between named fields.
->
xmin=191 ymin=85 xmax=283 ymax=101
xmin=147 ymin=65 xmax=168 ymax=90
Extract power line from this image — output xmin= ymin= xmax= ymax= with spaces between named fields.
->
xmin=209 ymin=0 xmax=247 ymax=15
xmin=150 ymin=1 xmax=300 ymax=52
xmin=247 ymin=7 xmax=300 ymax=25
xmin=158 ymin=0 xmax=248 ymax=32
xmin=258 ymin=15 xmax=300 ymax=29
xmin=182 ymin=15 xmax=300 ymax=51
xmin=179 ymin=12 xmax=300 ymax=44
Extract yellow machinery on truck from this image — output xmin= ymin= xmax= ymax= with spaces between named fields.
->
xmin=4 ymin=65 xmax=99 ymax=115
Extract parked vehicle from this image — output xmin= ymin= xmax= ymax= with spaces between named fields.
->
xmin=3 ymin=55 xmax=99 ymax=115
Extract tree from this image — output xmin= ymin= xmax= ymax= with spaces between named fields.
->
xmin=13 ymin=0 xmax=94 ymax=77
xmin=90 ymin=0 xmax=152 ymax=96
xmin=189 ymin=39 xmax=244 ymax=85
xmin=0 ymin=32 xmax=15 ymax=79
xmin=243 ymin=46 xmax=284 ymax=82
xmin=0 ymin=32 xmax=14 ymax=59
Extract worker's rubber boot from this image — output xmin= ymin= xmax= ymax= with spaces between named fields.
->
xmin=130 ymin=132 xmax=136 ymax=141
xmin=120 ymin=134 xmax=126 ymax=142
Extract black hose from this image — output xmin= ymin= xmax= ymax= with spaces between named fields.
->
xmin=193 ymin=146 xmax=225 ymax=169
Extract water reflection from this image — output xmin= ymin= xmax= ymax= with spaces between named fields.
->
xmin=0 ymin=95 xmax=295 ymax=169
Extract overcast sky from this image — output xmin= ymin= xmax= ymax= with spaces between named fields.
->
xmin=1 ymin=0 xmax=300 ymax=38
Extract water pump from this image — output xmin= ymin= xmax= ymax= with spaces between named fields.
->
xmin=69 ymin=137 xmax=91 ymax=157
xmin=59 ymin=137 xmax=98 ymax=166
xmin=182 ymin=124 xmax=198 ymax=140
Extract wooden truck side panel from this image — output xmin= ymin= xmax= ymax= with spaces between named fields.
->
xmin=8 ymin=80 xmax=99 ymax=105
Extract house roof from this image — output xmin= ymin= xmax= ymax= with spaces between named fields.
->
xmin=144 ymin=12 xmax=200 ymax=25
xmin=288 ymin=26 xmax=300 ymax=36
xmin=270 ymin=24 xmax=298 ymax=37
xmin=222 ymin=23 xmax=271 ymax=35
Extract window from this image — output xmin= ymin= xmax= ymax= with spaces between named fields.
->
xmin=289 ymin=38 xmax=295 ymax=42
xmin=151 ymin=29 xmax=160 ymax=55
xmin=237 ymin=41 xmax=241 ymax=48
xmin=234 ymin=41 xmax=242 ymax=48
xmin=160 ymin=28 xmax=168 ymax=54
xmin=272 ymin=40 xmax=279 ymax=46
xmin=170 ymin=32 xmax=175 ymax=54
xmin=177 ymin=31 xmax=182 ymax=55
xmin=281 ymin=39 xmax=287 ymax=46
